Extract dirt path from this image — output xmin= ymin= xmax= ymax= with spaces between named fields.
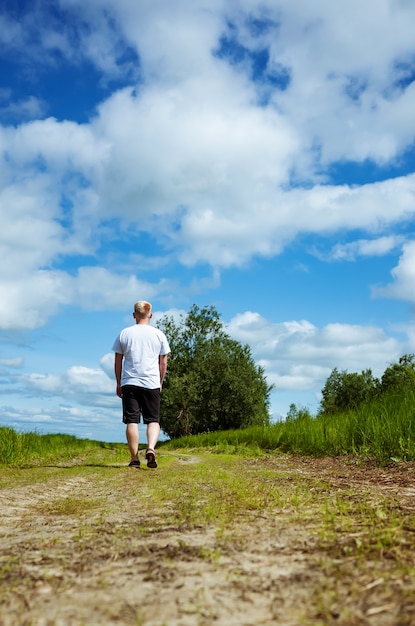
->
xmin=1 ymin=452 xmax=415 ymax=626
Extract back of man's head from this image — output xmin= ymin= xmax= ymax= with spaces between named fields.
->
xmin=134 ymin=300 xmax=152 ymax=319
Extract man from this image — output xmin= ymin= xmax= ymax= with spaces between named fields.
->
xmin=112 ymin=300 xmax=170 ymax=469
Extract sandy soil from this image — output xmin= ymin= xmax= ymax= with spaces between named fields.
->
xmin=0 ymin=453 xmax=415 ymax=626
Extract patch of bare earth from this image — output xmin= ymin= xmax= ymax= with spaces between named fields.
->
xmin=0 ymin=454 xmax=415 ymax=625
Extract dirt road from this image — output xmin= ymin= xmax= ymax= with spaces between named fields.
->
xmin=0 ymin=451 xmax=415 ymax=625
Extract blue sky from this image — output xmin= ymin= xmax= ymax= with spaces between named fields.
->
xmin=1 ymin=0 xmax=415 ymax=443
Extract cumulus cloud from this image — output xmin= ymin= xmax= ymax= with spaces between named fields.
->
xmin=263 ymin=0 xmax=415 ymax=166
xmin=373 ymin=240 xmax=415 ymax=302
xmin=71 ymin=267 xmax=167 ymax=311
xmin=227 ymin=311 xmax=402 ymax=391
xmin=176 ymin=176 xmax=415 ymax=266
xmin=18 ymin=363 xmax=116 ymax=411
xmin=0 ymin=1 xmax=138 ymax=81
xmin=100 ymin=352 xmax=115 ymax=379
xmin=0 ymin=0 xmax=414 ymax=333
xmin=0 ymin=261 xmax=172 ymax=330
xmin=316 ymin=235 xmax=405 ymax=262
xmin=0 ymin=403 xmax=119 ymax=441
xmin=0 ymin=94 xmax=46 ymax=121
xmin=0 ymin=271 xmax=73 ymax=330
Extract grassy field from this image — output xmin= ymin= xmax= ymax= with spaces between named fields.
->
xmin=165 ymin=389 xmax=415 ymax=463
xmin=0 ymin=426 xmax=123 ymax=467
xmin=2 ymin=387 xmax=415 ymax=468
xmin=1 ymin=394 xmax=415 ymax=624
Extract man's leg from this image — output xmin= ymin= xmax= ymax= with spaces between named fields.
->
xmin=145 ymin=422 xmax=160 ymax=468
xmin=146 ymin=421 xmax=160 ymax=452
xmin=126 ymin=423 xmax=139 ymax=460
xmin=142 ymin=388 xmax=161 ymax=467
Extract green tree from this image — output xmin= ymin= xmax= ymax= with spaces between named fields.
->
xmin=286 ymin=403 xmax=312 ymax=422
xmin=157 ymin=304 xmax=272 ymax=438
xmin=380 ymin=354 xmax=415 ymax=393
xmin=319 ymin=367 xmax=379 ymax=416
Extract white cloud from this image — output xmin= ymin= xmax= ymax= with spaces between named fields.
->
xmin=64 ymin=365 xmax=113 ymax=392
xmin=0 ymin=261 xmax=171 ymax=330
xmin=317 ymin=235 xmax=405 ymax=262
xmin=0 ymin=271 xmax=73 ymax=330
xmin=227 ymin=311 xmax=402 ymax=392
xmin=100 ymin=352 xmax=115 ymax=379
xmin=2 ymin=118 xmax=107 ymax=175
xmin=0 ymin=13 xmax=24 ymax=48
xmin=0 ymin=403 xmax=121 ymax=441
xmin=91 ymin=74 xmax=298 ymax=219
xmin=177 ymin=175 xmax=415 ymax=267
xmin=21 ymin=363 xmax=115 ymax=405
xmin=264 ymin=0 xmax=415 ymax=166
xmin=0 ymin=357 xmax=23 ymax=368
xmin=0 ymin=95 xmax=46 ymax=121
xmin=88 ymin=0 xmax=225 ymax=82
xmin=24 ymin=366 xmax=113 ymax=396
xmin=24 ymin=373 xmax=61 ymax=393
xmin=71 ymin=267 xmax=162 ymax=311
xmin=373 ymin=240 xmax=415 ymax=302
xmin=0 ymin=2 xmax=138 ymax=81
xmin=0 ymin=0 xmax=415 ymax=330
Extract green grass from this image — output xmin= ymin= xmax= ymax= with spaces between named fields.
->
xmin=165 ymin=389 xmax=415 ymax=463
xmin=2 ymin=386 xmax=415 ymax=467
xmin=0 ymin=426 xmax=125 ymax=466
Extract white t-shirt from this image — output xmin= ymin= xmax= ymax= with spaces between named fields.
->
xmin=112 ymin=324 xmax=170 ymax=389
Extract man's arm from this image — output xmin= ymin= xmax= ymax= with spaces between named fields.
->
xmin=114 ymin=352 xmax=123 ymax=397
xmin=159 ymin=354 xmax=168 ymax=389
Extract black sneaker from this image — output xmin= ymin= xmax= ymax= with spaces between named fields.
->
xmin=145 ymin=449 xmax=157 ymax=468
xmin=128 ymin=459 xmax=141 ymax=468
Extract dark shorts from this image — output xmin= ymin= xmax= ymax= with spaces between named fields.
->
xmin=121 ymin=385 xmax=161 ymax=424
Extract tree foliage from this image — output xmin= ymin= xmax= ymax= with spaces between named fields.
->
xmin=286 ymin=403 xmax=312 ymax=422
xmin=157 ymin=304 xmax=272 ymax=438
xmin=319 ymin=367 xmax=379 ymax=416
xmin=380 ymin=354 xmax=415 ymax=393
xmin=319 ymin=354 xmax=415 ymax=416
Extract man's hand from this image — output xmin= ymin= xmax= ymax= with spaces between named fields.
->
xmin=114 ymin=353 xmax=123 ymax=398
xmin=159 ymin=354 xmax=167 ymax=392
